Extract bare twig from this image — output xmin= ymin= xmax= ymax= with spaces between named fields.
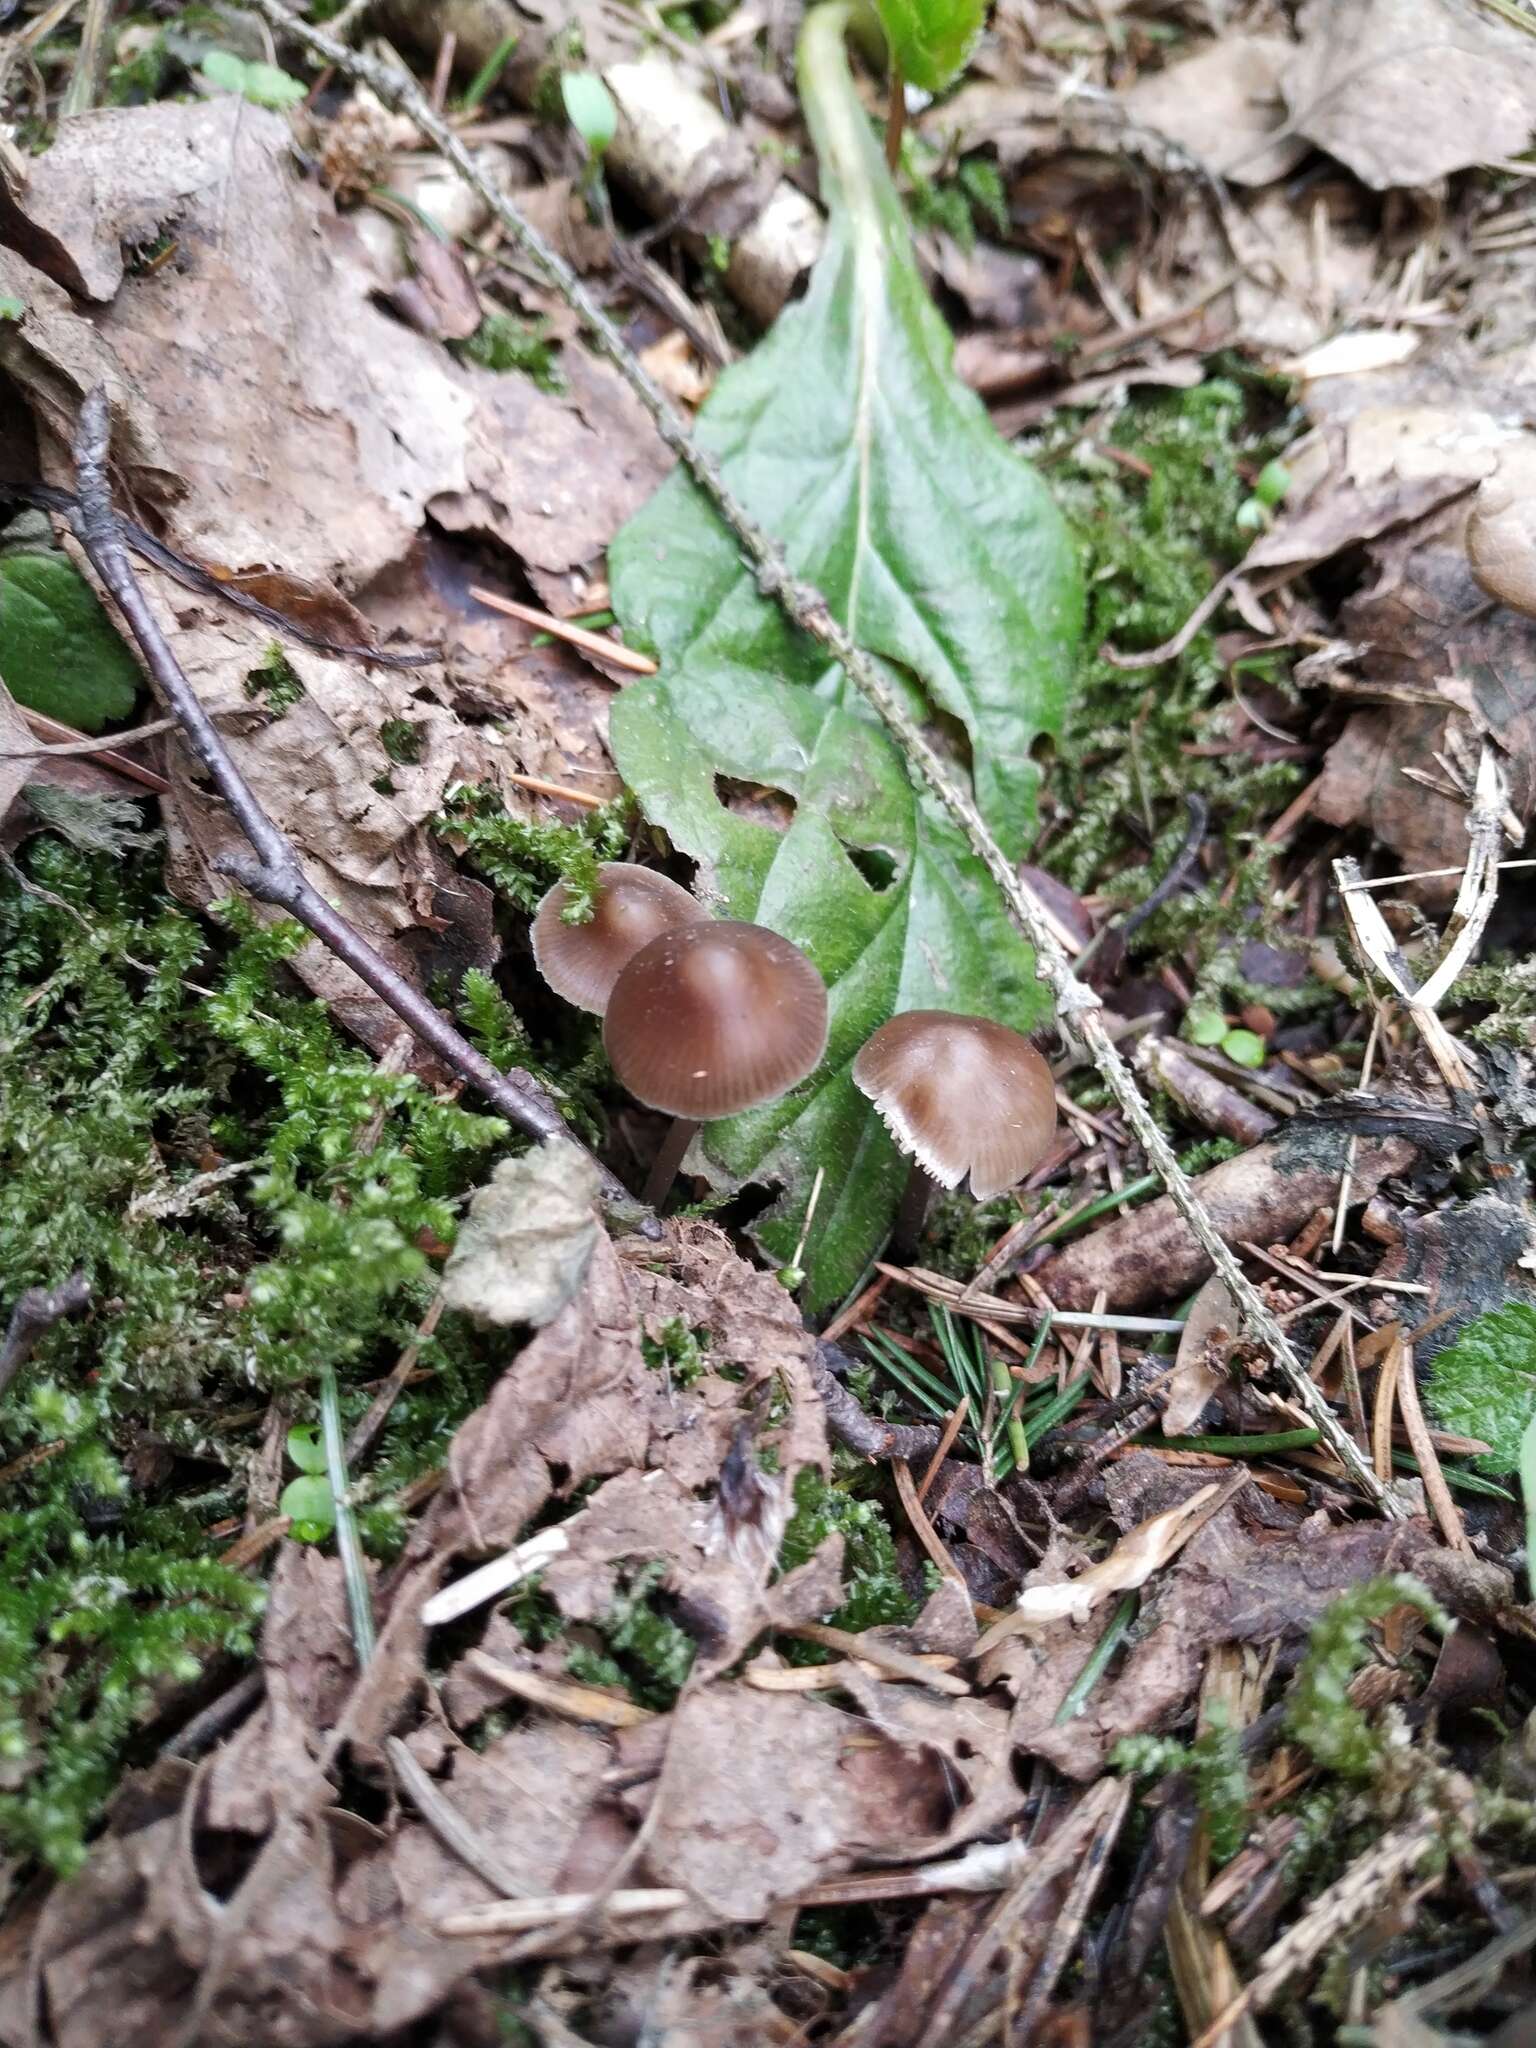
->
xmin=811 ymin=1342 xmax=943 ymax=1462
xmin=0 ymin=1271 xmax=91 ymax=1403
xmin=67 ymin=392 xmax=644 ymax=1225
xmin=248 ymin=0 xmax=1394 ymax=1510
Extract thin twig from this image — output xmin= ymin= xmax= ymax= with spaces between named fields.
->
xmin=248 ymin=0 xmax=1394 ymax=1511
xmin=67 ymin=391 xmax=644 ymax=1225
xmin=0 ymin=1271 xmax=91 ymax=1403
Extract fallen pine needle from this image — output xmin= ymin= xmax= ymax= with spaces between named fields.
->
xmin=788 ymin=1621 xmax=971 ymax=1695
xmin=469 ymin=585 xmax=658 ymax=672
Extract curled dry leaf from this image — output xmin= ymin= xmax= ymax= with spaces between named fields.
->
xmin=441 ymin=1137 xmax=602 ymax=1329
xmin=1282 ymin=0 xmax=1536 ymax=191
xmin=1161 ymin=1270 xmax=1243 ymax=1437
xmin=975 ymin=1478 xmax=1236 ymax=1646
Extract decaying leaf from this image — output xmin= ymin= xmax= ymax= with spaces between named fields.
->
xmin=1038 ymin=1122 xmax=1419 ymax=1310
xmin=1162 ymin=1271 xmax=1242 ymax=1437
xmin=441 ymin=1137 xmax=602 ymax=1329
xmin=1123 ymin=36 xmax=1306 ymax=186
xmin=1282 ymin=0 xmax=1536 ymax=191
xmin=609 ymin=11 xmax=1082 ymax=1307
xmin=976 ymin=1478 xmax=1234 ymax=1644
xmin=7 ymin=99 xmax=671 ymax=593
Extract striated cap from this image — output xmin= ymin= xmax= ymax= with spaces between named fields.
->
xmin=532 ymin=864 xmax=705 ymax=1015
xmin=604 ymin=920 xmax=829 ymax=1120
xmin=852 ymin=1011 xmax=1056 ymax=1200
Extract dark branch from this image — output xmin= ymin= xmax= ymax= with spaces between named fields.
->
xmin=0 ymin=1272 xmax=92 ymax=1402
xmin=67 ymin=390 xmax=648 ymax=1229
xmin=812 ymin=1342 xmax=943 ymax=1463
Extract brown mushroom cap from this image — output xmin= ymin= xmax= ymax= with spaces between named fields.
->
xmin=532 ymin=864 xmax=705 ymax=1014
xmin=603 ymin=919 xmax=829 ymax=1119
xmin=852 ymin=1011 xmax=1056 ymax=1200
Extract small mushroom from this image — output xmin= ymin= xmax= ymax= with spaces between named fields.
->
xmin=853 ymin=1011 xmax=1057 ymax=1253
xmin=531 ymin=863 xmax=705 ymax=1015
xmin=604 ymin=919 xmax=829 ymax=1206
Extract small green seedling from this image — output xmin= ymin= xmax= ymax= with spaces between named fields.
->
xmin=0 ymin=296 xmax=23 ymax=321
xmin=1220 ymin=1027 xmax=1266 ymax=1069
xmin=561 ymin=71 xmax=618 ymax=160
xmin=1235 ymin=458 xmax=1291 ymax=534
xmin=1185 ymin=1003 xmax=1228 ymax=1047
xmin=279 ymin=1426 xmax=335 ymax=1542
xmin=200 ymin=48 xmax=308 ymax=109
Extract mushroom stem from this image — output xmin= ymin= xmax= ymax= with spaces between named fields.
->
xmin=891 ymin=1162 xmax=937 ymax=1260
xmin=642 ymin=1117 xmax=701 ymax=1211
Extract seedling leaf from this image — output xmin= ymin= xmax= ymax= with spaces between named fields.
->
xmin=609 ymin=6 xmax=1080 ymax=1306
xmin=562 ymin=71 xmax=618 ymax=158
xmin=875 ymin=0 xmax=988 ymax=94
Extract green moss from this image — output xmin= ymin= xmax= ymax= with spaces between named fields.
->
xmin=1034 ymin=381 xmax=1306 ymax=931
xmin=0 ymin=835 xmax=519 ymax=1874
xmin=453 ymin=312 xmax=565 ymax=394
xmin=1286 ymin=1575 xmax=1445 ymax=1780
xmin=640 ymin=1317 xmax=708 ymax=1388
xmin=243 ymin=645 xmax=305 ymax=714
xmin=437 ymin=783 xmax=631 ymax=918
xmin=1115 ymin=1701 xmax=1250 ymax=1864
xmin=780 ymin=1466 xmax=919 ymax=1635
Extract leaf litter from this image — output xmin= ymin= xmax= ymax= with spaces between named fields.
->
xmin=5 ymin=0 xmax=1536 ymax=2039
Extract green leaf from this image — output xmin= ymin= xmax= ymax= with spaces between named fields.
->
xmin=198 ymin=49 xmax=247 ymax=93
xmin=286 ymin=1426 xmax=327 ymax=1474
xmin=1220 ymin=1027 xmax=1266 ymax=1069
xmin=609 ymin=2 xmax=1080 ymax=1308
xmin=199 ymin=49 xmax=306 ymax=108
xmin=561 ymin=71 xmax=618 ymax=157
xmin=0 ymin=551 xmax=142 ymax=733
xmin=0 ymin=296 xmax=23 ymax=321
xmin=242 ymin=61 xmax=308 ymax=109
xmin=278 ymin=1474 xmax=335 ymax=1540
xmin=874 ymin=0 xmax=987 ymax=93
xmin=1426 ymin=1302 xmax=1536 ymax=1474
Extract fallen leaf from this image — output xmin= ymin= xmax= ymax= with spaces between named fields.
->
xmin=975 ymin=1479 xmax=1232 ymax=1643
xmin=1283 ymin=0 xmax=1536 ymax=190
xmin=9 ymin=98 xmax=669 ymax=593
xmin=1123 ymin=36 xmax=1307 ymax=186
xmin=1162 ymin=1271 xmax=1242 ymax=1437
xmin=441 ymin=1137 xmax=602 ymax=1329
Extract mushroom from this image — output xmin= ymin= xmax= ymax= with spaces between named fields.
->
xmin=603 ymin=919 xmax=829 ymax=1207
xmin=852 ymin=1011 xmax=1057 ymax=1253
xmin=531 ymin=863 xmax=705 ymax=1015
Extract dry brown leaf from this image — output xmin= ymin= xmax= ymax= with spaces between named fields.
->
xmin=1123 ymin=36 xmax=1306 ymax=187
xmin=1004 ymin=1458 xmax=1514 ymax=1779
xmin=0 ymin=246 xmax=176 ymax=502
xmin=10 ymin=98 xmax=669 ymax=593
xmin=1162 ymin=1272 xmax=1242 ymax=1437
xmin=975 ymin=1479 xmax=1233 ymax=1644
xmin=441 ymin=1137 xmax=602 ymax=1329
xmin=1037 ymin=1125 xmax=1419 ymax=1310
xmin=1284 ymin=0 xmax=1536 ymax=190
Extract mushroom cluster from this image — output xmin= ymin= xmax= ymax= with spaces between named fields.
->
xmin=532 ymin=866 xmax=828 ymax=1205
xmin=531 ymin=868 xmax=1057 ymax=1243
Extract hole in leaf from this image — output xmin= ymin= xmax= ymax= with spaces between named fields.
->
xmin=842 ymin=842 xmax=898 ymax=893
xmin=713 ymin=776 xmax=795 ymax=832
